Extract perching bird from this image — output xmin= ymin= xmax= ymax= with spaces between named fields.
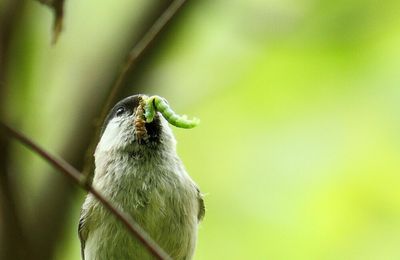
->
xmin=79 ymin=94 xmax=205 ymax=260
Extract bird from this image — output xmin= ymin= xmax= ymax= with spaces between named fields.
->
xmin=78 ymin=94 xmax=205 ymax=260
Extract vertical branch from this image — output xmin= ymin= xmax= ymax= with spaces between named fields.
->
xmin=0 ymin=134 xmax=30 ymax=260
xmin=0 ymin=0 xmax=30 ymax=259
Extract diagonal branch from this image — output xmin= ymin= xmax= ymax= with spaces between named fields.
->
xmin=0 ymin=122 xmax=172 ymax=260
xmin=82 ymin=0 xmax=188 ymax=180
xmin=101 ymin=0 xmax=187 ymax=121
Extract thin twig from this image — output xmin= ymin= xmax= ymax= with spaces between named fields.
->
xmin=83 ymin=0 xmax=188 ymax=180
xmin=101 ymin=0 xmax=187 ymax=121
xmin=0 ymin=122 xmax=172 ymax=260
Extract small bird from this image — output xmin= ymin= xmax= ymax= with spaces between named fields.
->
xmin=79 ymin=94 xmax=205 ymax=260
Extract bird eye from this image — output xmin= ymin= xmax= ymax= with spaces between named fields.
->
xmin=116 ymin=107 xmax=126 ymax=117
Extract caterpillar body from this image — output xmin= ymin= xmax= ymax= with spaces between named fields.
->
xmin=144 ymin=95 xmax=200 ymax=129
xmin=134 ymin=98 xmax=148 ymax=141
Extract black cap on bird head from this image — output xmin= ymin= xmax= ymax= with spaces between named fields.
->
xmin=100 ymin=95 xmax=162 ymax=143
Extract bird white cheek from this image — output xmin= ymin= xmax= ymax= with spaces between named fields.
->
xmin=96 ymin=119 xmax=125 ymax=152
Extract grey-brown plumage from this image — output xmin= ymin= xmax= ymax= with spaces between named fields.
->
xmin=79 ymin=95 xmax=204 ymax=260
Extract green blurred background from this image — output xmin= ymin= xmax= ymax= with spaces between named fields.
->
xmin=1 ymin=0 xmax=400 ymax=259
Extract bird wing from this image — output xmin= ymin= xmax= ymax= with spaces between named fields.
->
xmin=78 ymin=211 xmax=88 ymax=260
xmin=196 ymin=187 xmax=205 ymax=221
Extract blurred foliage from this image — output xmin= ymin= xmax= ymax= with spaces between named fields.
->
xmin=3 ymin=0 xmax=400 ymax=259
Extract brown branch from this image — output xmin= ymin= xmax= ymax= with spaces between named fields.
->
xmin=82 ymin=0 xmax=188 ymax=180
xmin=0 ymin=122 xmax=172 ymax=260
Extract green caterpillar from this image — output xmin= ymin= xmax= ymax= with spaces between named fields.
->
xmin=144 ymin=95 xmax=200 ymax=129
